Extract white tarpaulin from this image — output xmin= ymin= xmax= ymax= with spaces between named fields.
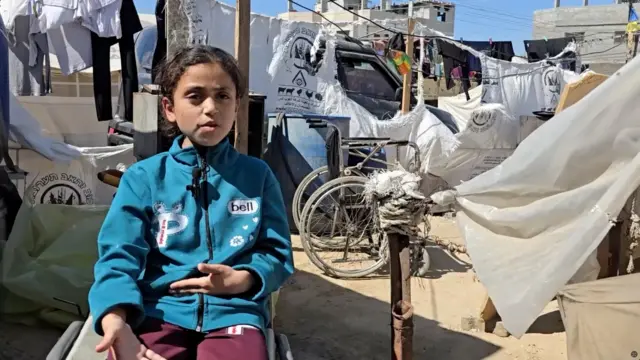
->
xmin=438 ymin=85 xmax=482 ymax=132
xmin=431 ymin=54 xmax=640 ymax=338
xmin=188 ymin=2 xmax=580 ymax=193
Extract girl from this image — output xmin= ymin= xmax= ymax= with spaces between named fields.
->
xmin=88 ymin=45 xmax=294 ymax=360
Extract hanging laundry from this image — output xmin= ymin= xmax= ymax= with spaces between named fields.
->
xmin=5 ymin=16 xmax=51 ymax=96
xmin=390 ymin=50 xmax=411 ymax=75
xmin=523 ymin=37 xmax=572 ymax=62
xmin=461 ymin=40 xmax=515 ymax=61
xmin=627 ymin=7 xmax=640 ymax=33
xmin=91 ymin=0 xmax=142 ymax=122
xmin=435 ymin=39 xmax=471 ymax=100
xmin=387 ymin=33 xmax=405 ymax=53
xmin=152 ymin=0 xmax=167 ymax=83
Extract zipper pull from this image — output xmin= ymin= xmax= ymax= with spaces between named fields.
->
xmin=186 ymin=168 xmax=201 ymax=198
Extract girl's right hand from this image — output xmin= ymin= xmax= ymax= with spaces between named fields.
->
xmin=96 ymin=311 xmax=166 ymax=360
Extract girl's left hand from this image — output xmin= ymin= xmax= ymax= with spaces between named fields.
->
xmin=169 ymin=264 xmax=255 ymax=295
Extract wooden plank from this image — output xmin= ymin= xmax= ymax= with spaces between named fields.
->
xmin=234 ymin=0 xmax=250 ymax=154
xmin=555 ymin=72 xmax=608 ymax=114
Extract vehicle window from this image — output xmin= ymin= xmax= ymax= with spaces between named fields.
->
xmin=339 ymin=57 xmax=397 ymax=100
xmin=135 ymin=26 xmax=157 ymax=73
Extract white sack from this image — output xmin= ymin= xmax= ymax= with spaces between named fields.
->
xmin=15 ymin=145 xmax=134 ymax=205
xmin=430 ymin=55 xmax=640 ymax=338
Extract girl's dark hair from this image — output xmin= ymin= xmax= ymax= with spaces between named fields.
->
xmin=155 ymin=45 xmax=246 ymax=138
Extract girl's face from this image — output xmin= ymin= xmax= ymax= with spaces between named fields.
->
xmin=162 ymin=62 xmax=239 ymax=148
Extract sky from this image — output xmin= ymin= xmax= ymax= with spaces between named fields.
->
xmin=133 ymin=0 xmax=621 ymax=55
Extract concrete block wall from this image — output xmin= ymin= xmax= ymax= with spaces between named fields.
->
xmin=533 ymin=4 xmax=639 ymax=70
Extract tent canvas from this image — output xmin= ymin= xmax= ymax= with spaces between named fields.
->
xmin=431 ymin=54 xmax=640 ymax=338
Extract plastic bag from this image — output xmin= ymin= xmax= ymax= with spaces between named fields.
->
xmin=431 ymin=55 xmax=640 ymax=338
xmin=0 ymin=203 xmax=108 ymax=327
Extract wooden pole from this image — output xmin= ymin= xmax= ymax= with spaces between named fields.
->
xmin=401 ymin=17 xmax=416 ymax=114
xmin=234 ymin=0 xmax=250 ymax=154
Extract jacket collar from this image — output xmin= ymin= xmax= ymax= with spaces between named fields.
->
xmin=169 ymin=135 xmax=237 ymax=171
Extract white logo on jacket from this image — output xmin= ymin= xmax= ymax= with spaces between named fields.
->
xmin=152 ymin=202 xmax=189 ymax=248
xmin=228 ymin=199 xmax=259 ymax=215
xmin=230 ymin=235 xmax=245 ymax=247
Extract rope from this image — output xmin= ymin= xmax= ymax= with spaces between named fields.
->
xmin=627 ymin=208 xmax=640 ymax=274
xmin=364 ymin=170 xmax=426 ymax=237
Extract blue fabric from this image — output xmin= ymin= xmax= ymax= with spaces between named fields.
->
xmin=89 ymin=136 xmax=294 ymax=336
xmin=0 ymin=16 xmax=9 ymax=135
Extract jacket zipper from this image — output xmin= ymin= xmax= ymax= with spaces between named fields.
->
xmin=196 ymin=153 xmax=214 ymax=332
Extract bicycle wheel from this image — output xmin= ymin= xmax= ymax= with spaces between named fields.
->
xmin=292 ymin=166 xmax=330 ymax=232
xmin=299 ymin=176 xmax=388 ymax=278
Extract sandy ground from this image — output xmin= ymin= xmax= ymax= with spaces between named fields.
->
xmin=0 ymin=216 xmax=567 ymax=360
xmin=276 ymin=216 xmax=568 ymax=360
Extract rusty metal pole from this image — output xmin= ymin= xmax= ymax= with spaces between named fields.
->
xmin=389 ymin=234 xmax=413 ymax=360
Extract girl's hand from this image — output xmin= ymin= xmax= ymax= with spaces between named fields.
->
xmin=169 ymin=264 xmax=255 ymax=295
xmin=96 ymin=311 xmax=166 ymax=360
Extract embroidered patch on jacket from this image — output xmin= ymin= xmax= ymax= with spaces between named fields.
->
xmin=229 ymin=235 xmax=245 ymax=247
xmin=226 ymin=325 xmax=258 ymax=335
xmin=228 ymin=199 xmax=259 ymax=215
xmin=152 ymin=202 xmax=189 ymax=248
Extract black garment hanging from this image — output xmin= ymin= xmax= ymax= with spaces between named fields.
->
xmin=435 ymin=39 xmax=471 ymax=100
xmin=386 ymin=33 xmax=405 ymax=54
xmin=152 ymin=0 xmax=166 ymax=83
xmin=91 ymin=0 xmax=142 ymax=122
xmin=461 ymin=40 xmax=515 ymax=61
xmin=523 ymin=37 xmax=572 ymax=62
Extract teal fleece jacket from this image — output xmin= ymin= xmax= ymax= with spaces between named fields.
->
xmin=88 ymin=136 xmax=294 ymax=335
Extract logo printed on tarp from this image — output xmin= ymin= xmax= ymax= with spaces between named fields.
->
xmin=28 ymin=173 xmax=94 ymax=205
xmin=468 ymin=108 xmax=496 ymax=133
xmin=275 ymin=26 xmax=323 ymax=113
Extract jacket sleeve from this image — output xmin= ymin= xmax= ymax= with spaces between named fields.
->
xmin=88 ymin=168 xmax=151 ymax=335
xmin=233 ymin=169 xmax=294 ymax=301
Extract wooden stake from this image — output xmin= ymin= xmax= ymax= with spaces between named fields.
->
xmin=401 ymin=18 xmax=415 ymax=114
xmin=234 ymin=0 xmax=250 ymax=154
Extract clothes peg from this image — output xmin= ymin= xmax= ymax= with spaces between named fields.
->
xmin=543 ymin=36 xmax=548 ymax=41
xmin=489 ymin=37 xmax=493 ymax=45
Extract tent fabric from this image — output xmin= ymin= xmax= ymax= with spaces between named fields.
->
xmin=430 ymin=54 xmax=640 ymax=338
xmin=437 ymin=85 xmax=483 ymax=132
xmin=1 ymin=203 xmax=109 ymax=327
xmin=557 ymin=273 xmax=640 ymax=360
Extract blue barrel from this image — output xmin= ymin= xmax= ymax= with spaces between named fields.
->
xmin=263 ymin=113 xmax=350 ymax=231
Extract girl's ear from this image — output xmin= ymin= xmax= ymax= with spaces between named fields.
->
xmin=161 ymin=97 xmax=177 ymax=123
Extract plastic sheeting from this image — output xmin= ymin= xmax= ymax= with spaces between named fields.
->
xmin=1 ymin=203 xmax=108 ymax=327
xmin=189 ymin=3 xmax=580 ymax=194
xmin=557 ymin=274 xmax=640 ymax=360
xmin=431 ymin=55 xmax=640 ymax=338
xmin=438 ymin=86 xmax=483 ymax=132
xmin=12 ymin=144 xmax=133 ymax=205
xmin=428 ymin=104 xmax=521 ymax=186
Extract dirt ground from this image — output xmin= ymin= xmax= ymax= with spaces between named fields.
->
xmin=0 ymin=216 xmax=568 ymax=360
xmin=276 ymin=216 xmax=568 ymax=360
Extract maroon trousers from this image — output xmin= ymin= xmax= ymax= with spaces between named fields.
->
xmin=108 ymin=317 xmax=268 ymax=360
